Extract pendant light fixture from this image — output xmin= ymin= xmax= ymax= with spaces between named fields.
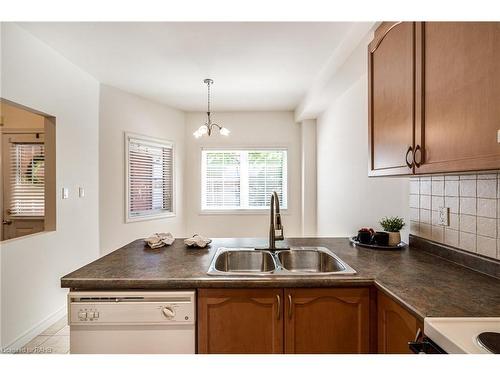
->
xmin=193 ymin=79 xmax=230 ymax=138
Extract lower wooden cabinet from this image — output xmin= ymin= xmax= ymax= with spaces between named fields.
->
xmin=197 ymin=287 xmax=371 ymax=354
xmin=285 ymin=288 xmax=371 ymax=353
xmin=377 ymin=290 xmax=423 ymax=353
xmin=197 ymin=288 xmax=283 ymax=354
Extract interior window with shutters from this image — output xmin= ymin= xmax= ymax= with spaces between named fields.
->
xmin=126 ymin=134 xmax=174 ymax=222
xmin=201 ymin=149 xmax=287 ymax=211
xmin=9 ymin=141 xmax=45 ymax=217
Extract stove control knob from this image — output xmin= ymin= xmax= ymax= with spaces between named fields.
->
xmin=78 ymin=311 xmax=87 ymax=321
xmin=162 ymin=306 xmax=175 ymax=319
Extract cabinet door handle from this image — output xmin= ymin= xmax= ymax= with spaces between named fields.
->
xmin=276 ymin=294 xmax=281 ymax=320
xmin=413 ymin=145 xmax=422 ymax=168
xmin=405 ymin=146 xmax=414 ymax=169
xmin=288 ymin=294 xmax=293 ymax=319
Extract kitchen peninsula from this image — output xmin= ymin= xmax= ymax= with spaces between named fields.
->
xmin=61 ymin=236 xmax=500 ymax=354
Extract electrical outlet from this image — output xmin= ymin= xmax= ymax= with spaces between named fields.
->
xmin=438 ymin=207 xmax=449 ymax=226
xmin=62 ymin=187 xmax=69 ymax=199
xmin=79 ymin=187 xmax=85 ymax=198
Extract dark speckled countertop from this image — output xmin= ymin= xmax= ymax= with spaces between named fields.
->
xmin=61 ymin=237 xmax=500 ymax=320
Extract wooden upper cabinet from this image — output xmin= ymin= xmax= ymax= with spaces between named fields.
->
xmin=368 ymin=22 xmax=415 ymax=176
xmin=369 ymin=22 xmax=500 ymax=176
xmin=284 ymin=288 xmax=370 ymax=354
xmin=197 ymin=288 xmax=283 ymax=354
xmin=415 ymin=22 xmax=500 ymax=174
xmin=377 ymin=290 xmax=423 ymax=354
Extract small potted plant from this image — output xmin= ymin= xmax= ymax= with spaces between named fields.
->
xmin=379 ymin=216 xmax=405 ymax=246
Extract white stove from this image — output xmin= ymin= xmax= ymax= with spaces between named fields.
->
xmin=424 ymin=317 xmax=500 ymax=354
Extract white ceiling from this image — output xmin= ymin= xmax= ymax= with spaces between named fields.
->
xmin=18 ymin=22 xmax=369 ymax=112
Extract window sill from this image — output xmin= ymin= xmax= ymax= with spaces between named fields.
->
xmin=126 ymin=212 xmax=176 ymax=223
xmin=6 ymin=216 xmax=44 ymax=221
xmin=199 ymin=209 xmax=289 ymax=216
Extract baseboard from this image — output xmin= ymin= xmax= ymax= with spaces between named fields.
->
xmin=3 ymin=305 xmax=66 ymax=352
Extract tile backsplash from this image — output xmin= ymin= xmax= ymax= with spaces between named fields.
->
xmin=409 ymin=173 xmax=500 ymax=260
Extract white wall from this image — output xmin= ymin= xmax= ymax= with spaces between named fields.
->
xmin=0 ymin=23 xmax=100 ymax=348
xmin=301 ymin=119 xmax=317 ymax=236
xmin=99 ymin=85 xmax=186 ymax=254
xmin=184 ymin=111 xmax=302 ymax=238
xmin=316 ymin=35 xmax=410 ymax=239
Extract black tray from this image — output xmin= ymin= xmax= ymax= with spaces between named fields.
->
xmin=349 ymin=236 xmax=406 ymax=250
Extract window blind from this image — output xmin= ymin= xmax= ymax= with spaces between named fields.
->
xmin=127 ymin=136 xmax=173 ymax=220
xmin=202 ymin=149 xmax=287 ymax=210
xmin=203 ymin=151 xmax=241 ymax=208
xmin=9 ymin=142 xmax=45 ymax=217
xmin=248 ymin=151 xmax=286 ymax=208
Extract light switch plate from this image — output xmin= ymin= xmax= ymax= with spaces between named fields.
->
xmin=438 ymin=207 xmax=449 ymax=226
xmin=79 ymin=187 xmax=85 ymax=198
xmin=62 ymin=187 xmax=69 ymax=199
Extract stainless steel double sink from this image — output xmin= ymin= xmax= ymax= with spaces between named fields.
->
xmin=207 ymin=247 xmax=356 ymax=276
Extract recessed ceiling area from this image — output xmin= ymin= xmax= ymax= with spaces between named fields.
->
xmin=18 ymin=22 xmax=370 ymax=112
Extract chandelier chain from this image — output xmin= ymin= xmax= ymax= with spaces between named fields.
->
xmin=207 ymin=80 xmax=211 ymax=115
xmin=194 ymin=78 xmax=228 ymax=138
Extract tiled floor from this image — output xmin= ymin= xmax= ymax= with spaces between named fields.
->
xmin=19 ymin=316 xmax=69 ymax=354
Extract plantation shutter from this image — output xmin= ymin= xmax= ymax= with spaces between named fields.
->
xmin=127 ymin=135 xmax=173 ymax=220
xmin=248 ymin=150 xmax=286 ymax=208
xmin=201 ymin=149 xmax=287 ymax=210
xmin=9 ymin=141 xmax=45 ymax=217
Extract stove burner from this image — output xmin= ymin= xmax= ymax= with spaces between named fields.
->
xmin=477 ymin=332 xmax=500 ymax=354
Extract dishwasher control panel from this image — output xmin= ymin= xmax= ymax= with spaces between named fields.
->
xmin=68 ymin=291 xmax=196 ymax=325
xmin=77 ymin=308 xmax=100 ymax=322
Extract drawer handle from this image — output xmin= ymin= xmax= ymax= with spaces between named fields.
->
xmin=288 ymin=294 xmax=293 ymax=319
xmin=405 ymin=146 xmax=414 ymax=169
xmin=413 ymin=145 xmax=422 ymax=168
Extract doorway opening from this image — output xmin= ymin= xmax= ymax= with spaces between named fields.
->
xmin=0 ymin=99 xmax=56 ymax=241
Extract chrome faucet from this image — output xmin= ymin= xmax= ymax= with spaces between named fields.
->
xmin=267 ymin=191 xmax=289 ymax=251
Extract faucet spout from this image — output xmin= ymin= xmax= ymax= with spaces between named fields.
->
xmin=268 ymin=191 xmax=286 ymax=250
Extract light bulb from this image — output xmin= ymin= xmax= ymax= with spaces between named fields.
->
xmin=193 ymin=125 xmax=208 ymax=138
xmin=219 ymin=127 xmax=230 ymax=136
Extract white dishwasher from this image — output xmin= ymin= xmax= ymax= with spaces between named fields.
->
xmin=68 ymin=290 xmax=196 ymax=354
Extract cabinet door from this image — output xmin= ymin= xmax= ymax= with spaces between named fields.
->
xmin=416 ymin=22 xmax=500 ymax=174
xmin=197 ymin=288 xmax=283 ymax=354
xmin=284 ymin=288 xmax=370 ymax=353
xmin=368 ymin=22 xmax=415 ymax=176
xmin=377 ymin=290 xmax=423 ymax=354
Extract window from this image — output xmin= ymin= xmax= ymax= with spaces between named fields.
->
xmin=201 ymin=149 xmax=287 ymax=211
xmin=8 ymin=139 xmax=45 ymax=217
xmin=125 ymin=133 xmax=174 ymax=222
